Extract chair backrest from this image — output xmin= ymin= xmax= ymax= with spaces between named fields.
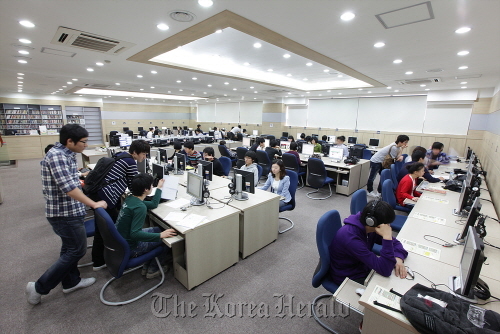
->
xmin=236 ymin=147 xmax=248 ymax=160
xmin=282 ymin=153 xmax=300 ymax=173
xmin=350 ymin=189 xmax=367 ymax=215
xmin=126 ymin=130 xmax=134 ymax=137
xmin=380 ymin=169 xmax=391 ymax=191
xmin=219 ymin=156 xmax=231 ymax=176
xmin=218 ymin=145 xmax=231 ymax=158
xmin=236 ymin=133 xmax=243 ymax=141
xmin=255 ymin=150 xmax=272 ymax=176
xmin=362 ymin=149 xmax=372 ymax=160
xmin=390 ymin=164 xmax=398 ymax=190
xmin=312 ymin=210 xmax=342 ymax=289
xmin=110 ymin=131 xmax=118 ymax=136
xmin=94 ymin=208 xmax=129 ymax=278
xmin=227 ymin=132 xmax=235 ymax=141
xmin=382 ymin=179 xmax=397 ymax=209
xmin=394 ymin=159 xmax=404 ymax=175
xmin=284 ymin=170 xmax=298 ymax=210
xmin=256 ymin=164 xmax=263 ymax=181
xmin=306 ymin=158 xmax=327 ymax=188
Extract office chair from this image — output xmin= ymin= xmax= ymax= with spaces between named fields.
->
xmin=256 ymin=164 xmax=263 ymax=184
xmin=236 ymin=147 xmax=248 ymax=169
xmin=350 ymin=189 xmax=367 ymax=215
xmin=390 ymin=164 xmax=399 ymax=191
xmin=382 ymin=179 xmax=412 ymax=213
xmin=362 ymin=149 xmax=372 ymax=160
xmin=312 ymin=210 xmax=342 ymax=293
xmin=126 ymin=130 xmax=134 ymax=137
xmin=255 ymin=150 xmax=272 ymax=178
xmin=219 ymin=156 xmax=232 ymax=176
xmin=380 ymin=169 xmax=392 ymax=193
xmin=278 ymin=170 xmax=298 ymax=234
xmin=94 ymin=208 xmax=165 ymax=306
xmin=227 ymin=132 xmax=235 ymax=141
xmin=306 ymin=158 xmax=335 ymax=200
xmin=110 ymin=131 xmax=118 ymax=137
xmin=77 ymin=217 xmax=96 ymax=268
xmin=236 ymin=133 xmax=243 ymax=141
xmin=282 ymin=153 xmax=306 ymax=189
xmin=218 ymin=145 xmax=237 ymax=166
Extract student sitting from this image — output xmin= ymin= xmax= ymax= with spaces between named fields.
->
xmin=242 ymin=129 xmax=248 ymax=137
xmin=397 ymin=149 xmax=444 ymax=183
xmin=286 ymin=142 xmax=302 ymax=166
xmin=258 ymin=160 xmax=291 ymax=207
xmin=240 ymin=151 xmax=259 ymax=185
xmin=183 ymin=141 xmax=201 ymax=167
xmin=220 ymin=140 xmax=237 ymax=158
xmin=321 ymin=135 xmax=328 ymax=142
xmin=426 ymin=142 xmax=450 ymax=170
xmin=265 ymin=139 xmax=282 ymax=162
xmin=287 ymin=135 xmax=295 ymax=142
xmin=329 ymin=200 xmax=408 ymax=286
xmin=305 ymin=135 xmax=312 ymax=144
xmin=202 ymin=146 xmax=224 ymax=177
xmin=396 ymin=162 xmax=424 ymax=208
xmin=194 ymin=129 xmax=203 ymax=136
xmin=249 ymin=137 xmax=265 ymax=152
xmin=311 ymin=137 xmax=321 ymax=153
xmin=146 ymin=127 xmax=154 ymax=139
xmin=213 ymin=126 xmax=222 ymax=140
xmin=115 ymin=174 xmax=176 ymax=279
xmin=168 ymin=142 xmax=184 ymax=161
xmin=333 ymin=136 xmax=349 ymax=157
xmin=299 ymin=133 xmax=306 ymax=141
xmin=196 ymin=124 xmax=203 ymax=133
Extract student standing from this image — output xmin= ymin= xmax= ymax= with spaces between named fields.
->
xmin=367 ymin=135 xmax=409 ymax=197
xmin=396 ymin=163 xmax=424 ymax=208
xmin=26 ymin=124 xmax=107 ymax=305
xmin=258 ymin=160 xmax=291 ymax=207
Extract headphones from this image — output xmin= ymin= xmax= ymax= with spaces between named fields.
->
xmin=202 ymin=180 xmax=210 ymax=199
xmin=365 ymin=200 xmax=380 ymax=227
xmin=228 ymin=181 xmax=236 ymax=195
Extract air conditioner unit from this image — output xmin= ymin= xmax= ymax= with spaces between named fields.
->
xmin=51 ymin=27 xmax=135 ymax=55
xmin=397 ymin=78 xmax=441 ymax=85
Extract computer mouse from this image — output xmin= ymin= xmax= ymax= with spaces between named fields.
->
xmin=355 ymin=288 xmax=365 ymax=296
xmin=180 ymin=207 xmax=187 ymax=211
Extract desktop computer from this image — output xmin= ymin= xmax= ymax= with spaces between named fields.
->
xmin=369 ymin=138 xmax=379 ymax=147
xmin=348 ymin=136 xmax=357 ymax=144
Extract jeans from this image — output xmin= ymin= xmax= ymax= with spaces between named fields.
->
xmin=35 ymin=215 xmax=87 ymax=295
xmin=367 ymin=162 xmax=383 ymax=193
xmin=129 ymin=227 xmax=169 ymax=269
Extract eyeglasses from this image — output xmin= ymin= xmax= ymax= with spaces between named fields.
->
xmin=79 ymin=140 xmax=88 ymax=144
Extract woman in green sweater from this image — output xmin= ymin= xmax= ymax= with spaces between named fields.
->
xmin=115 ymin=174 xmax=176 ymax=279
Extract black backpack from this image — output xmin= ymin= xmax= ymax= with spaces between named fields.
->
xmin=400 ymin=283 xmax=500 ymax=333
xmin=83 ymin=153 xmax=133 ymax=195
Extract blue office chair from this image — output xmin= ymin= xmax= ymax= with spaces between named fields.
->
xmin=394 ymin=159 xmax=404 ymax=175
xmin=94 ymin=208 xmax=165 ymax=306
xmin=236 ymin=147 xmax=248 ymax=169
xmin=77 ymin=217 xmax=96 ymax=268
xmin=282 ymin=153 xmax=306 ymax=189
xmin=219 ymin=156 xmax=232 ymax=176
xmin=306 ymin=158 xmax=335 ymax=200
xmin=256 ymin=164 xmax=263 ymax=184
xmin=391 ymin=215 xmax=408 ymax=232
xmin=312 ymin=210 xmax=342 ymax=293
xmin=390 ymin=164 xmax=399 ymax=191
xmin=382 ymin=179 xmax=412 ymax=213
xmin=362 ymin=149 xmax=372 ymax=160
xmin=255 ymin=150 xmax=272 ymax=178
xmin=380 ymin=169 xmax=391 ymax=192
xmin=279 ymin=170 xmax=298 ymax=234
xmin=218 ymin=145 xmax=237 ymax=166
xmin=350 ymin=189 xmax=367 ymax=215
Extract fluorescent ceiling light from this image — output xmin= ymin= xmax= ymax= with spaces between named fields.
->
xmin=75 ymin=88 xmax=205 ymax=100
xmin=137 ymin=75 xmax=143 ymax=78
xmin=215 ymin=29 xmax=222 ymax=33
xmin=306 ymin=62 xmax=312 ymax=66
xmin=87 ymin=68 xmax=94 ymax=71
xmin=151 ymin=70 xmax=157 ymax=74
xmin=253 ymin=42 xmax=262 ymax=48
xmin=460 ymin=81 xmax=467 ymax=84
xmin=18 ymin=73 xmax=24 ymax=75
xmin=19 ymin=39 xmax=31 ymax=44
xmin=19 ymin=20 xmax=35 ymax=28
xmin=18 ymin=60 xmax=27 ymax=64
xmin=405 ymin=71 xmax=413 ymax=75
xmin=96 ymin=62 xmax=104 ymax=66
xmin=458 ymin=66 xmax=468 ymax=70
xmin=283 ymin=54 xmax=290 ymax=58
xmin=67 ymin=82 xmax=72 ymax=84
xmin=72 ymin=78 xmax=78 ymax=81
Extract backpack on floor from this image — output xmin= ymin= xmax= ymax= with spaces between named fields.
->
xmin=83 ymin=153 xmax=132 ymax=195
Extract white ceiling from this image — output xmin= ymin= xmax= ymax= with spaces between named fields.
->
xmin=0 ymin=0 xmax=499 ymax=104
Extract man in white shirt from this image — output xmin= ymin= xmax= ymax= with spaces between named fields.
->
xmin=333 ymin=136 xmax=349 ymax=157
xmin=367 ymin=135 xmax=409 ymax=197
xmin=230 ymin=125 xmax=242 ymax=135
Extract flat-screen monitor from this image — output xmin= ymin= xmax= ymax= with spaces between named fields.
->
xmin=311 ymin=134 xmax=318 ymax=138
xmin=183 ymin=126 xmax=188 ymax=130
xmin=282 ymin=132 xmax=289 ymax=137
xmin=186 ymin=171 xmax=204 ymax=205
xmin=242 ymin=137 xmax=251 ymax=147
xmin=158 ymin=148 xmax=167 ymax=163
xmin=264 ymin=139 xmax=270 ymax=148
xmin=280 ymin=140 xmax=290 ymax=151
xmin=209 ymin=131 xmax=215 ymax=137
xmin=454 ymin=180 xmax=471 ymax=216
xmin=232 ymin=169 xmax=255 ymax=200
xmin=327 ymin=135 xmax=336 ymax=143
xmin=465 ymin=147 xmax=473 ymax=160
xmin=369 ymin=138 xmax=380 ymax=147
xmin=152 ymin=163 xmax=164 ymax=186
xmin=173 ymin=126 xmax=178 ymax=130
xmin=123 ymin=127 xmax=129 ymax=132
xmin=252 ymin=130 xmax=258 ymax=136
xmin=456 ymin=198 xmax=481 ymax=243
xmin=302 ymin=143 xmax=314 ymax=156
xmin=175 ymin=152 xmax=186 ymax=171
xmin=349 ymin=145 xmax=364 ymax=159
xmin=198 ymin=160 xmax=213 ymax=181
xmin=137 ymin=159 xmax=146 ymax=174
xmin=348 ymin=136 xmax=357 ymax=144
xmin=329 ymin=147 xmax=344 ymax=162
xmin=138 ymin=127 xmax=143 ymax=131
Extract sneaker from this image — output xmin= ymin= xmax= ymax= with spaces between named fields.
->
xmin=62 ymin=277 xmax=96 ymax=294
xmin=368 ymin=190 xmax=379 ymax=197
xmin=92 ymin=264 xmax=107 ymax=271
xmin=26 ymin=282 xmax=41 ymax=305
xmin=141 ymin=263 xmax=149 ymax=276
xmin=146 ymin=264 xmax=170 ymax=279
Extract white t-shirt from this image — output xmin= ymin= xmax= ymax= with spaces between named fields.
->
xmin=146 ymin=131 xmax=153 ymax=139
xmin=272 ymin=179 xmax=280 ymax=193
xmin=231 ymin=127 xmax=241 ymax=134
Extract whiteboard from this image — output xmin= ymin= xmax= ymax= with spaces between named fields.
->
xmin=197 ymin=103 xmax=216 ymax=122
xmin=357 ymin=96 xmax=427 ymax=133
xmin=239 ymin=102 xmax=263 ymax=124
xmin=423 ymin=106 xmax=472 ymax=135
xmin=215 ymin=103 xmax=239 ymax=123
xmin=307 ymin=98 xmax=358 ymax=129
xmin=286 ymin=106 xmax=308 ymax=127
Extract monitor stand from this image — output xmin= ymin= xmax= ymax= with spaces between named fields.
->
xmin=453 ymin=233 xmax=466 ymax=245
xmin=448 ymin=276 xmax=477 ymax=303
xmin=232 ymin=174 xmax=248 ymax=201
xmin=190 ymin=196 xmax=205 ymax=206
xmin=452 ymin=208 xmax=467 ymax=217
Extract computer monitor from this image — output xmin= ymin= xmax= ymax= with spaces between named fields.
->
xmin=174 ymin=152 xmax=186 ymax=174
xmin=186 ymin=171 xmax=205 ymax=206
xmin=450 ymin=226 xmax=486 ymax=301
xmin=173 ymin=126 xmax=178 ymax=130
xmin=302 ymin=143 xmax=314 ymax=156
xmin=183 ymin=126 xmax=188 ymax=130
xmin=137 ymin=127 xmax=143 ymax=132
xmin=264 ymin=139 xmax=270 ymax=148
xmin=123 ymin=127 xmax=129 ymax=132
xmin=454 ymin=180 xmax=471 ymax=216
xmin=282 ymin=132 xmax=289 ymax=137
xmin=137 ymin=159 xmax=146 ymax=174
xmin=242 ymin=137 xmax=251 ymax=147
xmin=369 ymin=138 xmax=379 ymax=147
xmin=321 ymin=143 xmax=330 ymax=156
xmin=252 ymin=130 xmax=258 ymax=136
xmin=455 ymin=198 xmax=482 ymax=244
xmin=329 ymin=147 xmax=344 ymax=162
xmin=209 ymin=131 xmax=215 ymax=137
xmin=327 ymin=135 xmax=336 ymax=143
xmin=280 ymin=140 xmax=290 ymax=151
xmin=157 ymin=148 xmax=167 ymax=163
xmin=198 ymin=160 xmax=213 ymax=181
xmin=152 ymin=163 xmax=164 ymax=186
xmin=349 ymin=145 xmax=364 ymax=159
xmin=348 ymin=136 xmax=357 ymax=144
xmin=232 ymin=169 xmax=255 ymax=200
xmin=311 ymin=134 xmax=318 ymax=138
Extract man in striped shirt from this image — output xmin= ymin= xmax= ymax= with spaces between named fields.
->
xmin=89 ymin=139 xmax=150 ymax=270
xmin=183 ymin=141 xmax=201 ymax=167
xmin=26 ymin=124 xmax=107 ymax=305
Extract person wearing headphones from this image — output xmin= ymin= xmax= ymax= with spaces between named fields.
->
xmin=329 ymin=200 xmax=408 ymax=285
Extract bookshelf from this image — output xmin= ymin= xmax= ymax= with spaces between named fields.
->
xmin=0 ymin=104 xmax=63 ymax=135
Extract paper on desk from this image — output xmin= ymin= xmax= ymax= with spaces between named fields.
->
xmin=403 ymin=198 xmax=417 ymax=205
xmin=164 ymin=212 xmax=188 ymax=221
xmin=367 ymin=285 xmax=401 ymax=311
xmin=411 ymin=212 xmax=446 ymax=225
xmin=400 ymin=239 xmax=441 ymax=261
xmin=176 ymin=214 xmax=206 ymax=229
xmin=166 ymin=198 xmax=191 ymax=209
xmin=161 ymin=175 xmax=178 ymax=200
xmin=420 ymin=196 xmax=450 ymax=205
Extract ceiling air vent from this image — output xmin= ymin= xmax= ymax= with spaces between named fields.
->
xmin=84 ymin=83 xmax=111 ymax=88
xmin=397 ymin=78 xmax=441 ymax=85
xmin=169 ymin=10 xmax=196 ymax=22
xmin=51 ymin=27 xmax=135 ymax=55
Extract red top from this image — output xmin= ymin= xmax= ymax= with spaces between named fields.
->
xmin=396 ymin=174 xmax=421 ymax=206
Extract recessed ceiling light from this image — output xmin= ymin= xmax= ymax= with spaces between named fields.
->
xmin=79 ymin=95 xmax=83 ymax=96
xmin=337 ymin=75 xmax=343 ymax=78
xmin=224 ymin=94 xmax=227 ymax=96
xmin=461 ymin=86 xmax=467 ymax=89
xmin=192 ymin=77 xmax=197 ymax=80
xmin=179 ymin=89 xmax=183 ymax=91
xmin=243 ymin=62 xmax=250 ymax=66
xmin=287 ymin=73 xmax=292 ymax=77
xmin=17 ymin=77 xmax=23 ymax=79
xmin=393 ymin=59 xmax=402 ymax=64
xmin=233 ymin=88 xmax=237 ymax=90
xmin=460 ymin=81 xmax=467 ymax=84
xmin=338 ymin=93 xmax=342 ymax=95
xmin=323 ymin=69 xmax=330 ymax=73
xmin=425 ymin=89 xmax=430 ymax=91
xmin=215 ymin=29 xmax=222 ymax=33
xmin=394 ymin=90 xmax=399 ymax=92
xmin=67 ymin=82 xmax=73 ymax=84
xmin=386 ymin=86 xmax=392 ymax=89
xmin=306 ymin=91 xmax=310 ymax=94
xmin=96 ymin=62 xmax=104 ymax=66
xmin=140 ymin=88 xmax=144 ymax=91
xmin=253 ymin=42 xmax=262 ymax=48
xmin=224 ymin=82 xmax=229 ymax=85
xmin=18 ymin=60 xmax=27 ymax=64
xmin=287 ymin=92 xmax=291 ymax=95
xmin=254 ymin=91 xmax=258 ymax=93
xmin=62 ymin=86 xmax=67 ymax=88
xmin=367 ymin=91 xmax=372 ymax=93
xmin=405 ymin=71 xmax=413 ymax=75
xmin=87 ymin=68 xmax=94 ymax=71
xmin=18 ymin=90 xmax=22 ymax=92
xmin=283 ymin=54 xmax=291 ymax=58
xmin=157 ymin=23 xmax=169 ymax=31
xmin=267 ymin=69 xmax=273 ymax=72
xmin=18 ymin=84 xmax=23 ymax=87
xmin=340 ymin=12 xmax=355 ymax=21
xmin=72 ymin=78 xmax=78 ymax=81
xmin=303 ymin=78 xmax=308 ymax=81
xmin=420 ymin=84 xmax=426 ymax=87
xmin=374 ymin=42 xmax=385 ymax=48
xmin=254 ymin=98 xmax=257 ymax=99
xmin=457 ymin=51 xmax=469 ymax=56
xmin=458 ymin=66 xmax=468 ymax=70
xmin=151 ymin=86 xmax=155 ymax=89
xmin=327 ymin=90 xmax=331 ymax=92
xmin=18 ymin=50 xmax=30 ymax=55
xmin=176 ymin=80 xmax=181 ymax=83
xmin=198 ymin=0 xmax=213 ymax=7
xmin=137 ymin=74 xmax=143 ymax=78
xmin=358 ymin=88 xmax=363 ymax=90
xmin=151 ymin=70 xmax=157 ymax=74
xmin=18 ymin=81 xmax=23 ymax=83
xmin=17 ymin=73 xmax=24 ymax=75
xmin=191 ymin=94 xmax=194 ymax=96
xmin=203 ymin=92 xmax=207 ymax=94
xmin=18 ymin=39 xmax=31 ymax=44
xmin=250 ymin=86 xmax=254 ymax=89
xmin=455 ymin=27 xmax=471 ymax=34
xmin=306 ymin=62 xmax=312 ymax=66
xmin=19 ymin=20 xmax=35 ymax=28
xmin=115 ymin=83 xmax=120 ymax=86
xmin=207 ymin=84 xmax=212 ymax=87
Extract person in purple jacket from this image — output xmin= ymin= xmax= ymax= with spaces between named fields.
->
xmin=329 ymin=200 xmax=408 ymax=285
